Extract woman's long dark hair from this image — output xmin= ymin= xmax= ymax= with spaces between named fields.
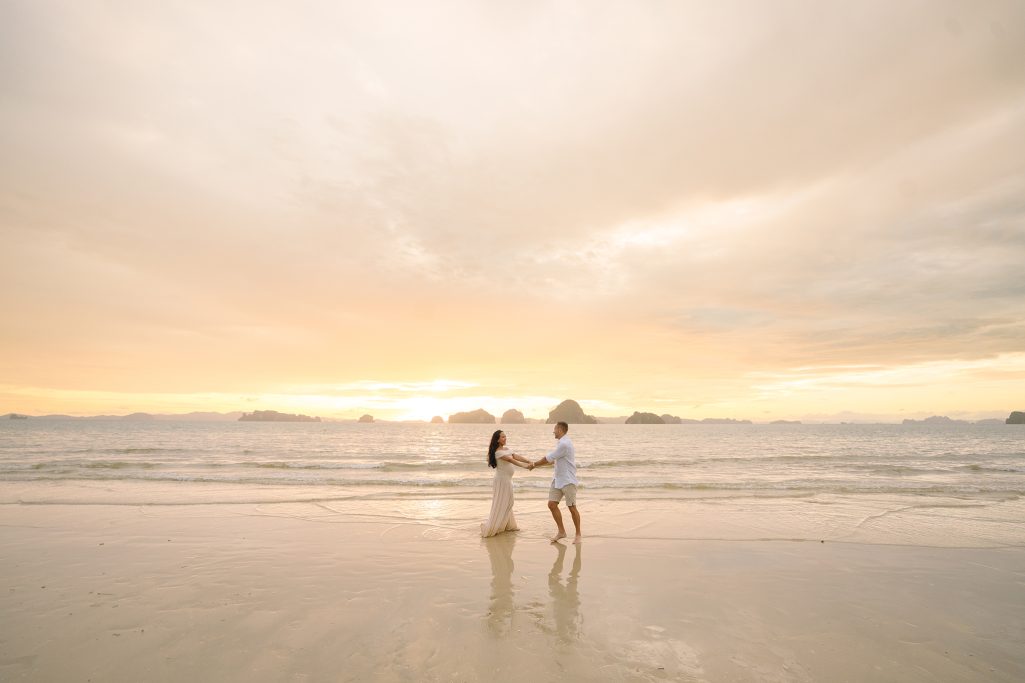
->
xmin=487 ymin=430 xmax=503 ymax=469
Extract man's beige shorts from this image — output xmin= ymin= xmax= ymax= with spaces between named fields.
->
xmin=548 ymin=483 xmax=578 ymax=507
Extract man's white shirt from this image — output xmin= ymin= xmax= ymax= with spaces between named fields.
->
xmin=545 ymin=435 xmax=578 ymax=488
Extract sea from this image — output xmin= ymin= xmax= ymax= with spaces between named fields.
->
xmin=2 ymin=419 xmax=1023 ymax=499
xmin=2 ymin=421 xmax=1024 ymax=682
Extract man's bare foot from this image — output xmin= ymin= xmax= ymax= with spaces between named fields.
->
xmin=550 ymin=531 xmax=567 ymax=543
xmin=573 ymin=535 xmax=582 ymax=545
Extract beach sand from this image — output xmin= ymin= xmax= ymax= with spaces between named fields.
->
xmin=1 ymin=485 xmax=1024 ymax=681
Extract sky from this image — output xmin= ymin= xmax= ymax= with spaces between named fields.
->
xmin=2 ymin=1 xmax=1024 ymax=422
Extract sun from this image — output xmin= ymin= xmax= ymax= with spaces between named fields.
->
xmin=392 ymin=396 xmax=454 ymax=422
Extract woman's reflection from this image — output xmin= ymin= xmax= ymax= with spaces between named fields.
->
xmin=483 ymin=532 xmax=517 ymax=635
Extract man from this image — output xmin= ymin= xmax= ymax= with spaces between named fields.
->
xmin=532 ymin=421 xmax=581 ymax=544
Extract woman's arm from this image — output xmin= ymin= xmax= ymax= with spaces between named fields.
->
xmin=499 ymin=454 xmax=534 ymax=469
xmin=513 ymin=453 xmax=536 ymax=469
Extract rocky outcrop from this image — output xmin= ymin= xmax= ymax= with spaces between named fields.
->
xmin=448 ymin=408 xmax=496 ymax=424
xmin=626 ymin=411 xmax=665 ymax=424
xmin=358 ymin=414 xmax=374 ymax=423
xmin=545 ymin=400 xmax=597 ymax=425
xmin=500 ymin=409 xmax=526 ymax=424
xmin=239 ymin=410 xmax=321 ymax=422
xmin=1007 ymin=411 xmax=1025 ymax=424
xmin=902 ymin=416 xmax=968 ymax=425
xmin=5 ymin=413 xmax=29 ymax=420
xmin=430 ymin=416 xmax=445 ymax=424
xmin=641 ymin=416 xmax=751 ymax=424
xmin=167 ymin=412 xmax=244 ymax=421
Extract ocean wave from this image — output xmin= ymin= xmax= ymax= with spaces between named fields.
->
xmin=836 ymin=462 xmax=1025 ymax=476
xmin=63 ymin=447 xmax=188 ymax=455
xmin=0 ymin=460 xmax=163 ymax=472
xmin=7 ymin=451 xmax=1022 ymax=472
xmin=251 ymin=461 xmax=386 ymax=470
xmin=0 ymin=472 xmax=487 ymax=488
xmin=581 ymin=459 xmax=698 ymax=469
xmin=3 ymin=470 xmax=1022 ymax=497
xmin=958 ymin=464 xmax=1025 ymax=474
xmin=3 ymin=460 xmax=476 ymax=473
xmin=840 ymin=464 xmax=957 ymax=476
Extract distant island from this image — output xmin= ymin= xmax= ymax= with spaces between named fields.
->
xmin=899 ymin=414 xmax=1021 ymax=425
xmin=500 ymin=409 xmax=526 ymax=424
xmin=903 ymin=416 xmax=971 ymax=425
xmin=625 ymin=411 xmax=664 ymax=424
xmin=605 ymin=415 xmax=753 ymax=424
xmin=546 ymin=400 xmax=597 ymax=425
xmin=239 ymin=410 xmax=321 ymax=422
xmin=1 ymin=411 xmax=245 ymax=421
xmin=697 ymin=418 xmax=753 ymax=424
xmin=3 ymin=407 xmax=1019 ymax=425
xmin=448 ymin=408 xmax=496 ymax=424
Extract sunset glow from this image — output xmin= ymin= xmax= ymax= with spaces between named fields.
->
xmin=2 ymin=2 xmax=1023 ymax=422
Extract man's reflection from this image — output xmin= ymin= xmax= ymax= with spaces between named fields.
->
xmin=548 ymin=541 xmax=582 ymax=643
xmin=483 ymin=532 xmax=517 ymax=635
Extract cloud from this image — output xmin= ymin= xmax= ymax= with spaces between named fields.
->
xmin=1 ymin=1 xmax=1024 ymax=416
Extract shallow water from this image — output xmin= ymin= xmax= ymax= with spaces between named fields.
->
xmin=2 ymin=421 xmax=1023 ymax=500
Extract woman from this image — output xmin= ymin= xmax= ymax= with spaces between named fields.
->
xmin=481 ymin=430 xmax=534 ymax=537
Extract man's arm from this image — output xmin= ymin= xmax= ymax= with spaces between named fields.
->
xmin=533 ymin=441 xmax=565 ymax=468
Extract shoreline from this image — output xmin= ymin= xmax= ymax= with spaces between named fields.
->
xmin=2 ymin=498 xmax=1023 ymax=681
xmin=3 ymin=479 xmax=1022 ymax=549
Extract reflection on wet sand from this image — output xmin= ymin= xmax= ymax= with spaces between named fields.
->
xmin=547 ymin=541 xmax=582 ymax=643
xmin=483 ymin=534 xmax=583 ymax=643
xmin=483 ymin=532 xmax=517 ymax=635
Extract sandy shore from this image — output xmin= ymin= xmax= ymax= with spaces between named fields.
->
xmin=1 ymin=491 xmax=1024 ymax=681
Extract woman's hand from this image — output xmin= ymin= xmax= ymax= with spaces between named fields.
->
xmin=528 ymin=463 xmax=535 ymax=471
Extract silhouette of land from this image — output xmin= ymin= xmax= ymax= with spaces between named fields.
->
xmin=239 ymin=410 xmax=321 ymax=422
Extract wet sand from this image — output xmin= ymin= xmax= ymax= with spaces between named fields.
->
xmin=2 ymin=493 xmax=1023 ymax=682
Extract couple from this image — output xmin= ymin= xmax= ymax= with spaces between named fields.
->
xmin=480 ymin=421 xmax=582 ymax=544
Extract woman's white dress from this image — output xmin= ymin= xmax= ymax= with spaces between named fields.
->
xmin=481 ymin=450 xmax=519 ymax=537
